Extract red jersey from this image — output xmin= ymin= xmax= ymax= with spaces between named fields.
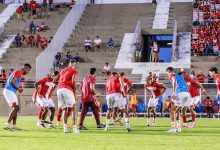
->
xmin=106 ymin=76 xmax=115 ymax=95
xmin=1 ymin=73 xmax=6 ymax=80
xmin=57 ymin=66 xmax=78 ymax=92
xmin=192 ymin=42 xmax=198 ymax=49
xmin=33 ymin=77 xmax=55 ymax=101
xmin=199 ymin=33 xmax=205 ymax=40
xmin=113 ymin=75 xmax=123 ymax=94
xmin=145 ymin=82 xmax=163 ymax=98
xmin=215 ymin=74 xmax=220 ymax=92
xmin=81 ymin=75 xmax=96 ymax=102
xmin=204 ymin=100 xmax=214 ymax=107
xmin=31 ymin=3 xmax=37 ymax=10
xmin=184 ymin=77 xmax=200 ymax=98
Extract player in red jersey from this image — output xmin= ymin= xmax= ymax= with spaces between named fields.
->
xmin=180 ymin=73 xmax=206 ymax=128
xmin=33 ymin=71 xmax=59 ymax=128
xmin=209 ymin=67 xmax=220 ymax=98
xmin=53 ymin=59 xmax=79 ymax=133
xmin=145 ymin=77 xmax=166 ymax=126
xmin=79 ymin=68 xmax=105 ymax=130
xmin=105 ymin=72 xmax=132 ymax=132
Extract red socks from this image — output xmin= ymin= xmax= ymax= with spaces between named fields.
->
xmin=57 ymin=107 xmax=62 ymax=122
xmin=182 ymin=116 xmax=187 ymax=123
xmin=191 ymin=113 xmax=196 ymax=122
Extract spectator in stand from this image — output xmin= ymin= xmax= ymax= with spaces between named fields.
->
xmin=90 ymin=0 xmax=95 ymax=4
xmin=189 ymin=70 xmax=196 ymax=79
xmin=39 ymin=22 xmax=47 ymax=31
xmin=42 ymin=0 xmax=47 ymax=12
xmin=53 ymin=52 xmax=61 ymax=70
xmin=149 ymin=40 xmax=160 ymax=62
xmin=94 ymin=36 xmax=102 ymax=50
xmin=28 ymin=34 xmax=35 ymax=47
xmin=31 ymin=1 xmax=37 ymax=17
xmin=66 ymin=52 xmax=73 ymax=63
xmin=84 ymin=37 xmax=91 ymax=52
xmin=15 ymin=34 xmax=21 ymax=47
xmin=23 ymin=0 xmax=28 ymax=12
xmin=208 ymin=73 xmax=214 ymax=83
xmin=17 ymin=6 xmax=24 ymax=21
xmin=204 ymin=96 xmax=214 ymax=118
xmin=197 ymin=71 xmax=206 ymax=83
xmin=152 ymin=0 xmax=157 ymax=6
xmin=0 ymin=69 xmax=7 ymax=88
xmin=40 ymin=37 xmax=48 ymax=50
xmin=49 ymin=0 xmax=53 ymax=11
xmin=74 ymin=53 xmax=81 ymax=63
xmin=8 ymin=69 xmax=14 ymax=77
xmin=21 ymin=35 xmax=28 ymax=47
xmin=102 ymin=63 xmax=111 ymax=76
xmin=132 ymin=40 xmax=143 ymax=62
xmin=36 ymin=34 xmax=41 ymax=47
xmin=107 ymin=37 xmax=114 ymax=51
xmin=29 ymin=21 xmax=36 ymax=34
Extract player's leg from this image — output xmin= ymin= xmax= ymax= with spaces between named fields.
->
xmin=152 ymin=106 xmax=157 ymax=126
xmin=56 ymin=107 xmax=62 ymax=126
xmin=175 ymin=106 xmax=181 ymax=132
xmin=189 ymin=105 xmax=196 ymax=128
xmin=105 ymin=95 xmax=113 ymax=131
xmin=181 ymin=106 xmax=188 ymax=128
xmin=37 ymin=107 xmax=43 ymax=126
xmin=90 ymin=101 xmax=105 ymax=128
xmin=147 ymin=107 xmax=152 ymax=126
xmin=79 ymin=102 xmax=89 ymax=130
xmin=167 ymin=102 xmax=177 ymax=133
xmin=48 ymin=107 xmax=55 ymax=128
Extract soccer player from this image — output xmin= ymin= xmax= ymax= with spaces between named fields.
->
xmin=145 ymin=77 xmax=166 ymax=126
xmin=166 ymin=67 xmax=190 ymax=133
xmin=53 ymin=59 xmax=79 ymax=133
xmin=3 ymin=63 xmax=31 ymax=130
xmin=181 ymin=73 xmax=207 ymax=128
xmin=128 ymin=90 xmax=138 ymax=117
xmin=105 ymin=72 xmax=131 ymax=132
xmin=79 ymin=68 xmax=105 ymax=130
xmin=209 ymin=67 xmax=220 ymax=98
xmin=33 ymin=71 xmax=59 ymax=128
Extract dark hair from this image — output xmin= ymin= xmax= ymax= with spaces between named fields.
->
xmin=112 ymin=72 xmax=117 ymax=76
xmin=120 ymin=72 xmax=125 ymax=76
xmin=53 ymin=71 xmax=59 ymax=76
xmin=168 ymin=96 xmax=171 ymax=98
xmin=90 ymin=68 xmax=96 ymax=75
xmin=166 ymin=67 xmax=174 ymax=72
xmin=24 ymin=63 xmax=32 ymax=69
xmin=209 ymin=67 xmax=218 ymax=74
xmin=70 ymin=59 xmax=77 ymax=64
xmin=207 ymin=96 xmax=210 ymax=100
xmin=2 ymin=69 xmax=5 ymax=73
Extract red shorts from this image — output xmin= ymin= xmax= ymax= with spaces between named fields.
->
xmin=130 ymin=104 xmax=137 ymax=110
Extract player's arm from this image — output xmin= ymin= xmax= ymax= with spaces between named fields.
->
xmin=72 ymin=74 xmax=77 ymax=92
xmin=195 ymin=81 xmax=207 ymax=95
xmin=34 ymin=80 xmax=44 ymax=97
xmin=160 ymin=84 xmax=167 ymax=96
xmin=171 ymin=76 xmax=177 ymax=99
xmin=90 ymin=83 xmax=97 ymax=95
xmin=119 ymin=76 xmax=125 ymax=95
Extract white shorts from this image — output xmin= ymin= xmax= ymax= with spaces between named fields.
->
xmin=113 ymin=93 xmax=126 ymax=109
xmin=172 ymin=92 xmax=191 ymax=107
xmin=106 ymin=93 xmax=116 ymax=109
xmin=3 ymin=88 xmax=18 ymax=107
xmin=192 ymin=96 xmax=200 ymax=106
xmin=148 ymin=98 xmax=159 ymax=108
xmin=33 ymin=94 xmax=55 ymax=108
xmin=57 ymin=88 xmax=76 ymax=109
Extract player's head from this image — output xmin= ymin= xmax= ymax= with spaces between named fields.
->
xmin=22 ymin=63 xmax=31 ymax=75
xmin=209 ymin=67 xmax=218 ymax=78
xmin=111 ymin=72 xmax=117 ymax=77
xmin=120 ymin=72 xmax=125 ymax=78
xmin=51 ymin=71 xmax=59 ymax=79
xmin=90 ymin=68 xmax=96 ymax=76
xmin=146 ymin=77 xmax=153 ymax=85
xmin=168 ymin=96 xmax=171 ymax=99
xmin=166 ymin=67 xmax=174 ymax=77
xmin=69 ymin=59 xmax=77 ymax=68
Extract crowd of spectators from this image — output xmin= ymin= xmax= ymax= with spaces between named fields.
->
xmin=84 ymin=36 xmax=115 ymax=52
xmin=192 ymin=0 xmax=220 ymax=58
xmin=14 ymin=33 xmax=52 ymax=50
xmin=53 ymin=51 xmax=81 ymax=70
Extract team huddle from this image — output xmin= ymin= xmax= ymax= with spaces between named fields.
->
xmin=1 ymin=60 xmax=220 ymax=134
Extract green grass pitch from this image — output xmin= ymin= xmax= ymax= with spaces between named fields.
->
xmin=0 ymin=117 xmax=220 ymax=150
